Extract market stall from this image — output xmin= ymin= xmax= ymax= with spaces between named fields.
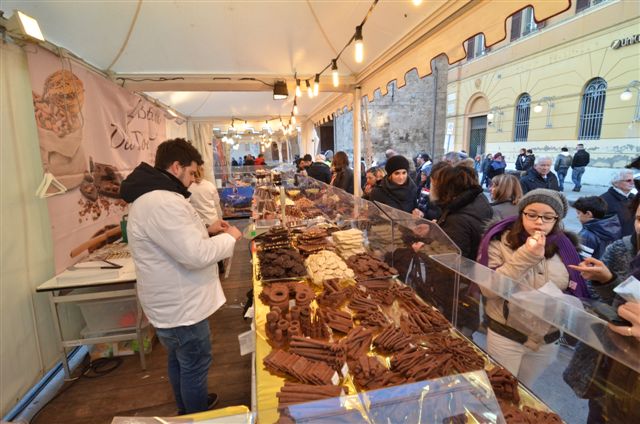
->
xmin=245 ymin=174 xmax=640 ymax=423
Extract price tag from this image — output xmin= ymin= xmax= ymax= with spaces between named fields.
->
xmin=341 ymin=362 xmax=349 ymax=377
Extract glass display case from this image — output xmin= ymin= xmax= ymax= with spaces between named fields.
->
xmin=251 ymin=174 xmax=639 ymax=424
xmin=263 ymin=370 xmax=507 ymax=423
xmin=213 ymin=164 xmax=296 ymax=219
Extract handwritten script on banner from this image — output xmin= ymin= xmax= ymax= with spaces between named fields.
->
xmin=26 ymin=46 xmax=166 ymax=272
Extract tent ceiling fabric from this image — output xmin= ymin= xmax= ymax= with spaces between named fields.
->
xmin=147 ymin=90 xmax=333 ymax=121
xmin=4 ymin=0 xmax=570 ymax=121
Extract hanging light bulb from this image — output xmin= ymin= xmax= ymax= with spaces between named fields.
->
xmin=331 ymin=60 xmax=339 ymax=87
xmin=412 ymin=0 xmax=423 ymax=5
xmin=293 ymin=99 xmax=299 ymax=115
xmin=533 ymin=103 xmax=543 ymax=113
xmin=306 ymin=79 xmax=313 ymax=98
xmin=620 ymin=89 xmax=633 ymax=101
xmin=291 ymin=113 xmax=296 ymax=125
xmin=295 ymin=79 xmax=302 ymax=97
xmin=354 ymin=25 xmax=364 ymax=63
xmin=313 ymin=74 xmax=320 ymax=96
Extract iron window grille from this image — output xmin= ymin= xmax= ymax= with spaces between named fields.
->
xmin=578 ymin=77 xmax=607 ymax=140
xmin=514 ymin=94 xmax=531 ymax=142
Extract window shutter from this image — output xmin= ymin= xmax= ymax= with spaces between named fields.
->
xmin=467 ymin=37 xmax=475 ymax=60
xmin=511 ymin=11 xmax=522 ymax=41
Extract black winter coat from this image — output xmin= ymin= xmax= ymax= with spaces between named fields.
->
xmin=572 ymin=150 xmax=590 ymax=168
xmin=522 ymin=155 xmax=534 ymax=171
xmin=600 ymin=187 xmax=636 ymax=237
xmin=520 ymin=168 xmax=560 ymax=193
xmin=331 ymin=168 xmax=354 ymax=194
xmin=306 ymin=162 xmax=331 ymax=184
xmin=515 ymin=153 xmax=527 ymax=171
xmin=371 ymin=177 xmax=418 ymax=214
xmin=436 ymin=188 xmax=493 ymax=259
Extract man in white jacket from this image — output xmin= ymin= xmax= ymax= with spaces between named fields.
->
xmin=120 ymin=138 xmax=241 ymax=415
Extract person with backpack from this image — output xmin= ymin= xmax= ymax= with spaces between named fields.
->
xmin=554 ymin=147 xmax=573 ymax=191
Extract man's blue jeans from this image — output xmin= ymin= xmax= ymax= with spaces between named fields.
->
xmin=571 ymin=166 xmax=586 ymax=189
xmin=557 ymin=169 xmax=568 ymax=191
xmin=156 ymin=319 xmax=212 ymax=415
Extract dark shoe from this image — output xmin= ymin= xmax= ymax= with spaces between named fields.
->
xmin=207 ymin=393 xmax=219 ymax=410
xmin=572 ymin=187 xmax=580 ymax=192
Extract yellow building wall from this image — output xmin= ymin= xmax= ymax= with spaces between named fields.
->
xmin=452 ymin=18 xmax=639 ymax=144
xmin=446 ymin=0 xmax=640 ymax=172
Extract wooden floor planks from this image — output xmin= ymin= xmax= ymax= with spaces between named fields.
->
xmin=32 ymin=221 xmax=254 ymax=424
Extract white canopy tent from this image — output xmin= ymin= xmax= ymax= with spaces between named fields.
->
xmin=2 ymin=0 xmax=571 ymax=121
xmin=0 ymin=0 xmax=573 ymax=418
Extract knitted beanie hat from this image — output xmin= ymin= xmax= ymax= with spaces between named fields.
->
xmin=385 ymin=155 xmax=410 ymax=175
xmin=518 ymin=188 xmax=569 ymax=218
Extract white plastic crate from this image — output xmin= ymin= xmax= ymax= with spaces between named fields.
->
xmin=77 ymin=296 xmax=138 ymax=333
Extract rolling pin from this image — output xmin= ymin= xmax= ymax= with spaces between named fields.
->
xmin=70 ymin=226 xmax=122 ymax=258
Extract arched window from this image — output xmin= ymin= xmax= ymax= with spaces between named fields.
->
xmin=513 ymin=93 xmax=531 ymax=142
xmin=578 ymin=77 xmax=607 ymax=140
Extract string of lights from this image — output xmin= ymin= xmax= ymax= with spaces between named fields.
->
xmin=282 ymin=0 xmax=423 ymax=129
xmin=281 ymin=0 xmax=389 ymax=132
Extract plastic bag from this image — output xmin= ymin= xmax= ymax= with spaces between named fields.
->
xmin=613 ymin=275 xmax=640 ymax=303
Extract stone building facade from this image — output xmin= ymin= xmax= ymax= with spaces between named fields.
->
xmin=334 ymin=56 xmax=448 ymax=167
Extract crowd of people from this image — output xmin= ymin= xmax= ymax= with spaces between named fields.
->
xmin=299 ymin=147 xmax=639 ymax=421
xmin=231 ymin=153 xmax=265 ymax=166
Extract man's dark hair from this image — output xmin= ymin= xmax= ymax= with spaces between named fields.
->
xmin=418 ymin=153 xmax=430 ymax=161
xmin=625 ymin=155 xmax=640 ymax=170
xmin=526 ymin=149 xmax=533 ymax=154
xmin=303 ymin=154 xmax=313 ymax=162
xmin=561 ymin=147 xmax=568 ymax=152
xmin=573 ymin=196 xmax=608 ymax=219
xmin=155 ymin=138 xmax=203 ymax=170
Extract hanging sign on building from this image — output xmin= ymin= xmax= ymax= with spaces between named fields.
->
xmin=26 ymin=46 xmax=166 ymax=272
xmin=611 ymin=34 xmax=640 ymax=49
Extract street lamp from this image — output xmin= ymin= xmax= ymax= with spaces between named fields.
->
xmin=487 ymin=107 xmax=503 ymax=132
xmin=533 ymin=97 xmax=555 ymax=128
xmin=620 ymin=80 xmax=640 ymax=122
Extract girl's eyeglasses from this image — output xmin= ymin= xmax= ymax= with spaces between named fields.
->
xmin=522 ymin=211 xmax=558 ymax=223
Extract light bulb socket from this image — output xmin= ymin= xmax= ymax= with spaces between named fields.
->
xmin=355 ymin=25 xmax=363 ymax=42
xmin=331 ymin=59 xmax=338 ymax=71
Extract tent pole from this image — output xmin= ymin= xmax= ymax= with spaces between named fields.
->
xmin=353 ymin=87 xmax=362 ymax=197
